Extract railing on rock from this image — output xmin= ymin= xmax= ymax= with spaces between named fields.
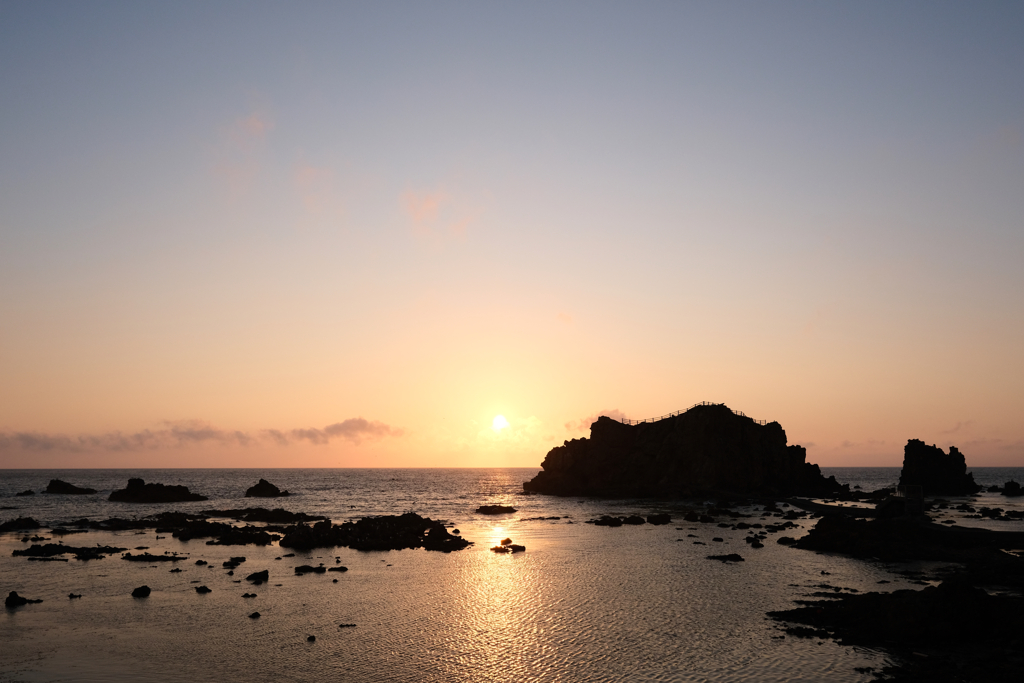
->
xmin=616 ymin=401 xmax=770 ymax=426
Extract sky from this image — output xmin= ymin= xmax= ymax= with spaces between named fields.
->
xmin=1 ymin=1 xmax=1023 ymax=469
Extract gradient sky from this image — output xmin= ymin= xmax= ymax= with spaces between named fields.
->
xmin=2 ymin=1 xmax=1022 ymax=469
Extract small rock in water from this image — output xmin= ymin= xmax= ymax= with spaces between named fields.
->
xmin=6 ymin=591 xmax=43 ymax=607
xmin=195 ymin=586 xmax=212 ymax=594
xmin=706 ymin=554 xmax=745 ymax=563
xmin=307 ymin=635 xmax=316 ymax=642
xmin=249 ymin=611 xmax=260 ymax=618
xmin=131 ymin=586 xmax=151 ymax=598
xmin=338 ymin=623 xmax=356 ymax=628
xmin=68 ymin=593 xmax=82 ymax=599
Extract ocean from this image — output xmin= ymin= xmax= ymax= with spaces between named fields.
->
xmin=2 ymin=467 xmax=1023 ymax=682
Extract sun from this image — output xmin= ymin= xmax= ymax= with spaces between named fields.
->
xmin=492 ymin=415 xmax=510 ymax=431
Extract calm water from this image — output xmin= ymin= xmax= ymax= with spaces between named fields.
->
xmin=2 ymin=467 xmax=1023 ymax=682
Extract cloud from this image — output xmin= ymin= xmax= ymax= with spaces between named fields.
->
xmin=212 ymin=111 xmax=273 ymax=200
xmin=565 ymin=409 xmax=627 ymax=432
xmin=292 ymin=163 xmax=347 ymax=228
xmin=401 ymin=185 xmax=476 ymax=241
xmin=940 ymin=420 xmax=973 ymax=435
xmin=0 ymin=418 xmax=402 ymax=454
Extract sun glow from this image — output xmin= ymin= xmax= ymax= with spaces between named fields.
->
xmin=492 ymin=415 xmax=509 ymax=431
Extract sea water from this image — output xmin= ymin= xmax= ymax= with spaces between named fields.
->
xmin=1 ymin=468 xmax=1023 ymax=682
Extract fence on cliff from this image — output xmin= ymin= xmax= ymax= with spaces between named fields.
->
xmin=616 ymin=401 xmax=770 ymax=426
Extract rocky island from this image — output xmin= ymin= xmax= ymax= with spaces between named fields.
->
xmin=523 ymin=403 xmax=844 ymax=498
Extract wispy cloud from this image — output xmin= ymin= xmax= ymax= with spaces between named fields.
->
xmin=401 ymin=185 xmax=476 ymax=241
xmin=565 ymin=409 xmax=627 ymax=432
xmin=212 ymin=111 xmax=273 ymax=200
xmin=0 ymin=418 xmax=402 ymax=453
xmin=940 ymin=420 xmax=973 ymax=435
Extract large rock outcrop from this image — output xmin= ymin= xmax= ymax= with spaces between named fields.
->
xmin=108 ymin=478 xmax=208 ymax=503
xmin=523 ymin=404 xmax=844 ymax=498
xmin=897 ymin=439 xmax=980 ymax=496
xmin=43 ymin=479 xmax=97 ymax=495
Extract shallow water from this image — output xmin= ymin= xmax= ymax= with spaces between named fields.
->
xmin=2 ymin=468 xmax=1023 ymax=682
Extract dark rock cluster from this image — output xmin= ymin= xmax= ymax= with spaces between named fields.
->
xmin=109 ymin=478 xmax=208 ymax=503
xmin=897 ymin=439 xmax=980 ymax=496
xmin=476 ymin=505 xmax=516 ymax=514
xmin=5 ymin=591 xmax=43 ymax=607
xmin=13 ymin=543 xmax=127 ymax=561
xmin=523 ymin=404 xmax=845 ymax=498
xmin=43 ymin=479 xmax=97 ymax=495
xmin=245 ymin=479 xmax=290 ymax=498
xmin=0 ymin=517 xmax=41 ymax=532
xmin=279 ymin=512 xmax=471 ymax=552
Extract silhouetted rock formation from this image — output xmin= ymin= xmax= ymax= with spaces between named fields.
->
xmin=475 ymin=505 xmax=516 ymax=514
xmin=203 ymin=508 xmax=325 ymax=523
xmin=1002 ymin=480 xmax=1022 ymax=497
xmin=523 ymin=404 xmax=844 ymax=498
xmin=15 ymin=490 xmax=34 ymax=496
xmin=279 ymin=512 xmax=471 ymax=552
xmin=897 ymin=439 xmax=980 ymax=496
xmin=131 ymin=586 xmax=151 ymax=598
xmin=0 ymin=517 xmax=41 ymax=532
xmin=5 ymin=591 xmax=42 ymax=607
xmin=43 ymin=479 xmax=97 ymax=495
xmin=108 ymin=478 xmax=208 ymax=503
xmin=13 ymin=544 xmax=127 ymax=561
xmin=245 ymin=479 xmax=290 ymax=498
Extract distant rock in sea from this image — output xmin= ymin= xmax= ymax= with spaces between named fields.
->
xmin=897 ymin=439 xmax=981 ymax=496
xmin=245 ymin=479 xmax=290 ymax=498
xmin=108 ymin=478 xmax=208 ymax=503
xmin=0 ymin=517 xmax=41 ymax=532
xmin=43 ymin=479 xmax=97 ymax=495
xmin=523 ymin=403 xmax=845 ymax=498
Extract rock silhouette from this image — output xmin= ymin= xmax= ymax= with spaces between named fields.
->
xmin=131 ymin=586 xmax=151 ymax=598
xmin=897 ymin=439 xmax=980 ymax=496
xmin=0 ymin=517 xmax=41 ymax=532
xmin=109 ymin=478 xmax=208 ymax=503
xmin=6 ymin=591 xmax=43 ymax=607
xmin=279 ymin=513 xmax=471 ymax=552
xmin=43 ymin=479 xmax=97 ymax=495
xmin=524 ymin=404 xmax=844 ymax=497
xmin=245 ymin=479 xmax=291 ymax=498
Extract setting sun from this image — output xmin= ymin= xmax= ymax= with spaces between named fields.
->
xmin=492 ymin=415 xmax=510 ymax=431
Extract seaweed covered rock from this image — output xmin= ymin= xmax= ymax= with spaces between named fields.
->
xmin=524 ymin=404 xmax=844 ymax=498
xmin=897 ymin=440 xmax=980 ymax=496
xmin=245 ymin=479 xmax=290 ymax=498
xmin=279 ymin=513 xmax=471 ymax=552
xmin=43 ymin=479 xmax=97 ymax=495
xmin=109 ymin=478 xmax=207 ymax=503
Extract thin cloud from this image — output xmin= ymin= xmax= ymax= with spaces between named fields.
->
xmin=212 ymin=111 xmax=273 ymax=200
xmin=940 ymin=420 xmax=973 ymax=435
xmin=401 ymin=185 xmax=477 ymax=241
xmin=0 ymin=418 xmax=402 ymax=453
xmin=565 ymin=409 xmax=627 ymax=432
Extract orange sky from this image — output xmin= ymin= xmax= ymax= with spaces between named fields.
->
xmin=1 ymin=4 xmax=1022 ymax=469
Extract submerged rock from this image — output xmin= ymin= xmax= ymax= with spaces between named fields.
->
xmin=43 ymin=479 xmax=97 ymax=495
xmin=109 ymin=478 xmax=207 ymax=503
xmin=476 ymin=505 xmax=517 ymax=514
xmin=523 ymin=404 xmax=845 ymax=498
xmin=279 ymin=513 xmax=472 ymax=553
xmin=897 ymin=439 xmax=980 ymax=496
xmin=244 ymin=479 xmax=291 ymax=498
xmin=5 ymin=591 xmax=43 ymax=607
xmin=0 ymin=517 xmax=41 ymax=532
xmin=245 ymin=570 xmax=269 ymax=584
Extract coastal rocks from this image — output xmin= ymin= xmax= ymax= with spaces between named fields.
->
xmin=897 ymin=439 xmax=980 ymax=496
xmin=0 ymin=517 xmax=41 ymax=532
xmin=327 ymin=566 xmax=348 ymax=572
xmin=195 ymin=586 xmax=212 ymax=594
xmin=43 ymin=479 xmax=97 ymax=495
xmin=647 ymin=514 xmax=672 ymax=525
xmin=245 ymin=479 xmax=291 ymax=498
xmin=279 ymin=513 xmax=471 ymax=553
xmin=68 ymin=593 xmax=82 ymax=599
xmin=109 ymin=478 xmax=208 ymax=503
xmin=768 ymin=580 xmax=1024 ymax=682
xmin=15 ymin=490 xmax=34 ymax=496
xmin=295 ymin=565 xmax=327 ymax=574
xmin=246 ymin=570 xmax=269 ymax=584
xmin=706 ymin=554 xmax=744 ymax=562
xmin=13 ymin=544 xmax=127 ymax=561
xmin=476 ymin=505 xmax=516 ymax=514
xmin=171 ymin=519 xmax=279 ymax=546
xmin=249 ymin=611 xmax=260 ymax=618
xmin=122 ymin=552 xmax=186 ymax=562
xmin=490 ymin=538 xmax=526 ymax=553
xmin=5 ymin=591 xmax=43 ymax=607
xmin=202 ymin=508 xmax=327 ymax=524
xmin=131 ymin=586 xmax=151 ymax=598
xmin=1002 ymin=480 xmax=1022 ymax=497
xmin=523 ymin=404 xmax=845 ymax=498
